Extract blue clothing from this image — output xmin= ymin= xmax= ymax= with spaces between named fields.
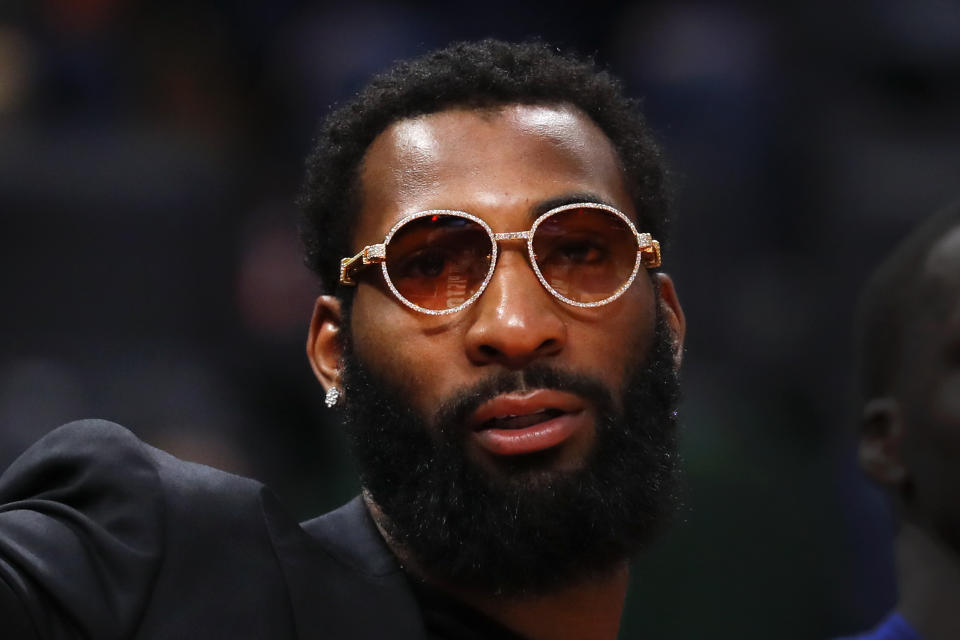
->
xmin=837 ymin=612 xmax=923 ymax=640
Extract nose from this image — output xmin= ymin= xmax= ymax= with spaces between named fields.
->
xmin=463 ymin=248 xmax=567 ymax=369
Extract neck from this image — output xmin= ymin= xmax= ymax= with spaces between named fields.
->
xmin=896 ymin=519 xmax=960 ymax=640
xmin=364 ymin=496 xmax=629 ymax=640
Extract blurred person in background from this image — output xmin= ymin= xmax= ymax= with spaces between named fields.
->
xmin=0 ymin=40 xmax=685 ymax=640
xmin=840 ymin=199 xmax=960 ymax=640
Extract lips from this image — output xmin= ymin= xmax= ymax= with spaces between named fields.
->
xmin=469 ymin=389 xmax=589 ymax=457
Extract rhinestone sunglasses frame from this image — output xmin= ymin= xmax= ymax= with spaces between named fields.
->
xmin=339 ymin=202 xmax=662 ymax=315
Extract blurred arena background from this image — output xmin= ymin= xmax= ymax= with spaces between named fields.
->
xmin=1 ymin=1 xmax=959 ymax=637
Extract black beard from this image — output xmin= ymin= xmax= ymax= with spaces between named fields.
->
xmin=340 ymin=311 xmax=681 ymax=595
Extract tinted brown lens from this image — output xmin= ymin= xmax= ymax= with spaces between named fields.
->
xmin=385 ymin=214 xmax=493 ymax=310
xmin=532 ymin=207 xmax=638 ymax=303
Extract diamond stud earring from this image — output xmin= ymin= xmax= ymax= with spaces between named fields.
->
xmin=324 ymin=387 xmax=341 ymax=408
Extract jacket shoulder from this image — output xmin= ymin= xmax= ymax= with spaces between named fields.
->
xmin=0 ymin=419 xmax=294 ymax=639
xmin=0 ymin=420 xmax=166 ymax=639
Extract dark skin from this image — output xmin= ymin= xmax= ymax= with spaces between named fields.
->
xmin=308 ymin=104 xmax=685 ymax=640
xmin=859 ymin=224 xmax=960 ymax=640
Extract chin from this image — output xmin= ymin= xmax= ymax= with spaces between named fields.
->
xmin=470 ymin=446 xmax=591 ymax=484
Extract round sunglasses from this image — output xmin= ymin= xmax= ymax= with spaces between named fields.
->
xmin=339 ymin=202 xmax=661 ymax=315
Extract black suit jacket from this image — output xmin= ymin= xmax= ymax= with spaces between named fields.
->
xmin=0 ymin=420 xmax=428 ymax=639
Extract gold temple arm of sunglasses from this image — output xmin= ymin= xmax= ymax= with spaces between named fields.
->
xmin=340 ymin=243 xmax=386 ymax=286
xmin=638 ymin=234 xmax=662 ymax=269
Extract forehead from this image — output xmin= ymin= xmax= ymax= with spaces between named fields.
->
xmin=906 ymin=224 xmax=960 ymax=365
xmin=921 ymin=225 xmax=960 ymax=322
xmin=353 ymin=104 xmax=632 ymax=243
xmin=924 ymin=225 xmax=960 ymax=284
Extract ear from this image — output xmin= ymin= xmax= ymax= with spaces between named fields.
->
xmin=859 ymin=397 xmax=907 ymax=486
xmin=307 ymin=296 xmax=344 ymax=392
xmin=653 ymin=273 xmax=686 ymax=367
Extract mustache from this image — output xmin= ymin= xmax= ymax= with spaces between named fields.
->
xmin=430 ymin=365 xmax=617 ymax=438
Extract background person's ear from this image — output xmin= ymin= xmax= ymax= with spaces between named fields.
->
xmin=859 ymin=397 xmax=908 ymax=486
xmin=654 ymin=272 xmax=686 ymax=367
xmin=307 ymin=296 xmax=344 ymax=392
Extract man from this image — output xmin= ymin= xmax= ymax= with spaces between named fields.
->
xmin=843 ymin=199 xmax=960 ymax=640
xmin=0 ymin=40 xmax=685 ymax=639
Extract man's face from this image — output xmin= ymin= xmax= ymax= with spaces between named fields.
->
xmin=900 ymin=225 xmax=960 ymax=549
xmin=348 ymin=104 xmax=680 ymax=468
xmin=315 ymin=103 xmax=685 ymax=591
